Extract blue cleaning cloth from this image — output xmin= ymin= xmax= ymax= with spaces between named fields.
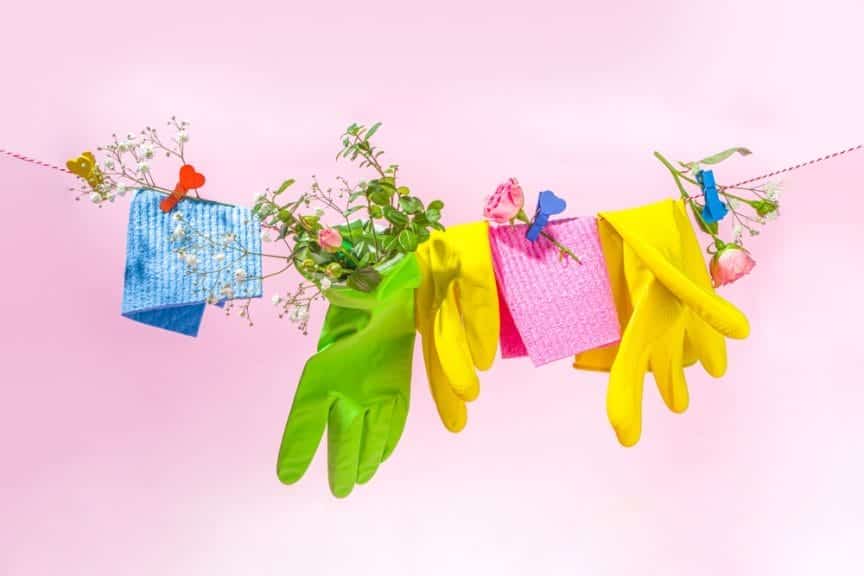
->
xmin=122 ymin=189 xmax=263 ymax=336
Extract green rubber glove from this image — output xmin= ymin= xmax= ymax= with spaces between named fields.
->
xmin=276 ymin=255 xmax=421 ymax=498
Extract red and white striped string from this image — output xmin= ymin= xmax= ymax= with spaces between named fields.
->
xmin=0 ymin=148 xmax=70 ymax=174
xmin=2 ymin=143 xmax=862 ymax=186
xmin=729 ymin=143 xmax=863 ymax=188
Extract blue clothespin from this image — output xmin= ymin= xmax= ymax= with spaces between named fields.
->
xmin=526 ymin=190 xmax=567 ymax=242
xmin=697 ymin=169 xmax=728 ymax=224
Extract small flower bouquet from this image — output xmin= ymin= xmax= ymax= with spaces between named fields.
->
xmin=654 ymin=148 xmax=780 ymax=287
xmin=254 ymin=123 xmax=444 ymax=291
xmin=251 ymin=123 xmax=445 ymax=329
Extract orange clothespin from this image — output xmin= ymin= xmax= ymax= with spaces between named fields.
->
xmin=160 ymin=164 xmax=206 ymax=212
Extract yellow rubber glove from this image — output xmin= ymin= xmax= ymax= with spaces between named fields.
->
xmin=574 ymin=199 xmax=750 ymax=446
xmin=415 ymin=222 xmax=499 ymax=432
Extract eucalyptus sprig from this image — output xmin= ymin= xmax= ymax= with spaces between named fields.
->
xmin=253 ymin=122 xmax=445 ymax=297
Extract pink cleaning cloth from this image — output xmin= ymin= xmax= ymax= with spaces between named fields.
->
xmin=489 ymin=217 xmax=620 ymax=366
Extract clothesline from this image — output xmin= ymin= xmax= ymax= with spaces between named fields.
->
xmin=2 ymin=143 xmax=862 ymax=191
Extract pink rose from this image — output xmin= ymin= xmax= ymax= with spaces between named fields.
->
xmin=317 ymin=227 xmax=343 ymax=253
xmin=710 ymin=244 xmax=756 ymax=288
xmin=484 ymin=178 xmax=525 ymax=224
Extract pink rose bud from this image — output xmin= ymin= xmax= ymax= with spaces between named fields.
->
xmin=710 ymin=244 xmax=756 ymax=288
xmin=484 ymin=178 xmax=525 ymax=224
xmin=317 ymin=227 xmax=343 ymax=253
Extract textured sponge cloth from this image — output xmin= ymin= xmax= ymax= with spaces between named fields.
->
xmin=122 ymin=189 xmax=263 ymax=336
xmin=489 ymin=217 xmax=620 ymax=366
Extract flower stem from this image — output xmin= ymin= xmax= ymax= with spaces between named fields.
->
xmin=654 ymin=151 xmax=721 ymax=241
xmin=515 ymin=210 xmax=581 ymax=263
xmin=540 ymin=230 xmax=581 ymax=263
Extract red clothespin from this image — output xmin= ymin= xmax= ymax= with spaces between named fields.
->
xmin=160 ymin=164 xmax=206 ymax=212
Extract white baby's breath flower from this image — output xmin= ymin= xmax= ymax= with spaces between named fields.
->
xmin=727 ymin=197 xmax=742 ymax=210
xmin=261 ymin=231 xmax=272 ymax=243
xmin=102 ymin=159 xmax=115 ymax=170
xmin=184 ymin=253 xmax=198 ymax=268
xmin=224 ymin=233 xmax=237 ymax=244
xmin=171 ymin=224 xmax=186 ymax=241
xmin=221 ymin=285 xmax=235 ymax=299
xmin=289 ymin=305 xmax=310 ymax=323
xmin=172 ymin=211 xmax=183 ymax=221
xmin=234 ymin=268 xmax=248 ymax=282
xmin=214 ymin=253 xmax=225 ymax=262
xmin=116 ymin=184 xmax=128 ymax=197
xmin=315 ymin=209 xmax=325 ymax=217
xmin=319 ymin=277 xmax=332 ymax=290
xmin=137 ymin=161 xmax=150 ymax=174
xmin=765 ymin=209 xmax=779 ymax=222
xmin=140 ymin=144 xmax=154 ymax=159
xmin=764 ymin=181 xmax=783 ymax=200
xmin=89 ymin=192 xmax=102 ymax=204
xmin=271 ymin=294 xmax=282 ymax=305
xmin=177 ymin=130 xmax=189 ymax=143
xmin=732 ymin=223 xmax=743 ymax=244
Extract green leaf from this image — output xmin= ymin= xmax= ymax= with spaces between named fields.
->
xmin=274 ymin=179 xmax=296 ymax=195
xmin=398 ymin=228 xmax=418 ymax=252
xmin=352 ymin=240 xmax=369 ymax=260
xmin=377 ymin=177 xmax=397 ymax=190
xmin=365 ymin=122 xmax=382 ymax=140
xmin=398 ymin=196 xmax=424 ymax=214
xmin=397 ymin=186 xmax=410 ymax=197
xmin=278 ymin=208 xmax=296 ymax=223
xmin=383 ymin=206 xmax=409 ymax=227
xmin=347 ymin=267 xmax=382 ymax=292
xmin=427 ymin=200 xmax=444 ymax=211
xmin=697 ymin=147 xmax=752 ymax=166
xmin=369 ymin=186 xmax=392 ymax=206
xmin=751 ymin=198 xmax=779 ymax=217
xmin=369 ymin=205 xmax=383 ymax=219
xmin=346 ymin=205 xmax=365 ymax=215
xmin=348 ymin=190 xmax=366 ymax=203
xmin=415 ymin=226 xmax=430 ymax=243
xmin=382 ymin=234 xmax=399 ymax=252
xmin=429 ymin=221 xmax=445 ymax=232
xmin=426 ymin=208 xmax=441 ymax=223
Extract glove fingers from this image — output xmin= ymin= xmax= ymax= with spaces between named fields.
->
xmin=458 ymin=222 xmax=499 ymax=371
xmin=276 ymin=400 xmax=329 ymax=485
xmin=609 ymin=276 xmax=677 ymax=446
xmin=382 ymin=395 xmax=409 ymax=462
xmin=327 ymin=399 xmax=364 ymax=498
xmin=422 ymin=332 xmax=468 ymax=432
xmin=356 ymin=399 xmax=396 ymax=485
xmin=435 ymin=293 xmax=480 ymax=401
xmin=686 ymin=313 xmax=728 ymax=378
xmin=650 ymin=313 xmax=690 ymax=414
xmin=459 ymin=285 xmax=500 ymax=371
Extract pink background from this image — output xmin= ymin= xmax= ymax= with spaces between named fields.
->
xmin=2 ymin=1 xmax=863 ymax=574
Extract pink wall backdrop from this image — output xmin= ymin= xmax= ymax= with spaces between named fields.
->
xmin=2 ymin=1 xmax=863 ymax=574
